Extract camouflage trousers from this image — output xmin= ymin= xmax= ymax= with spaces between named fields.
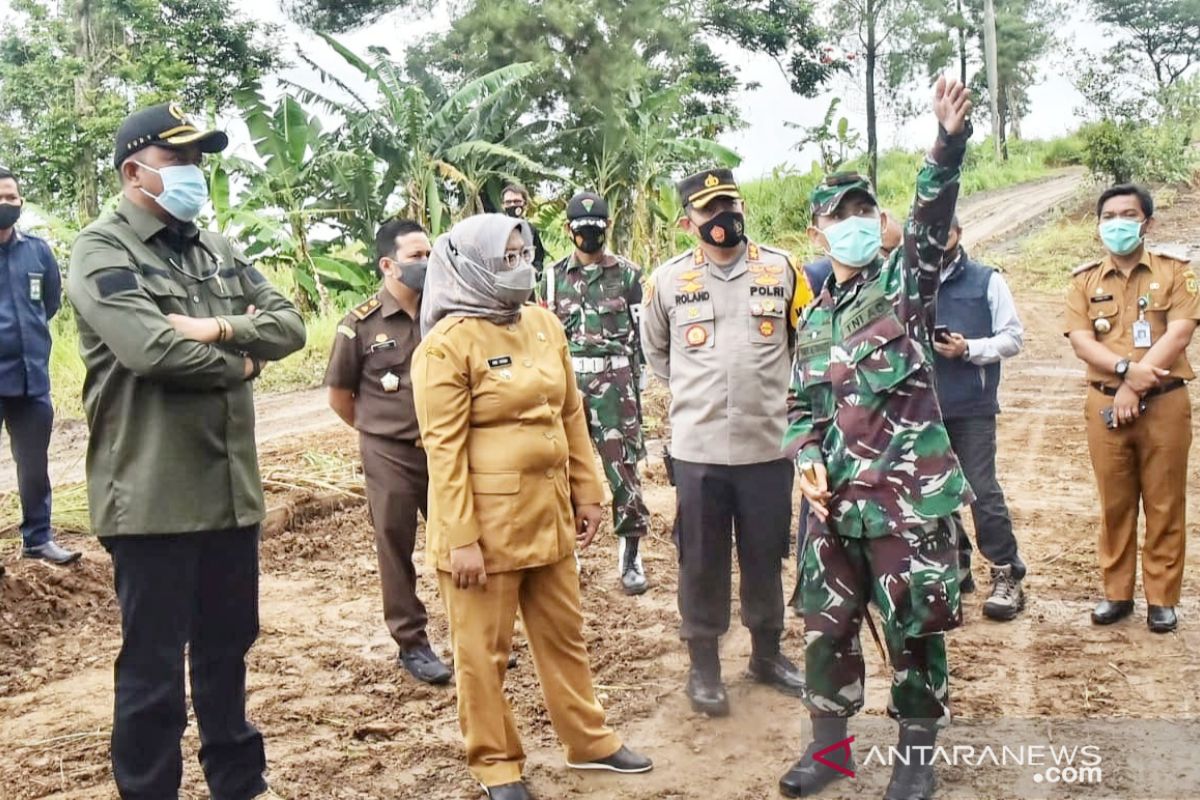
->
xmin=800 ymin=516 xmax=961 ymax=726
xmin=578 ymin=365 xmax=650 ymax=538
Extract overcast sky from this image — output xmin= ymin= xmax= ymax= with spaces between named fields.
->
xmin=2 ymin=1 xmax=1108 ymax=179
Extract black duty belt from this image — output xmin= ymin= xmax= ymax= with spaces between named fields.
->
xmin=1089 ymin=379 xmax=1185 ymax=398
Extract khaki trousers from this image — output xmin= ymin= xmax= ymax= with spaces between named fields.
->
xmin=439 ymin=556 xmax=621 ymax=787
xmin=1085 ymin=385 xmax=1191 ymax=605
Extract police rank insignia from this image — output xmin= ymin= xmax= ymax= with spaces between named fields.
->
xmin=381 ymin=371 xmax=400 ymax=392
xmin=759 ymin=320 xmax=776 ymax=337
xmin=685 ymin=325 xmax=708 ymax=346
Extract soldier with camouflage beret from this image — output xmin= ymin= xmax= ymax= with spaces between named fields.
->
xmin=778 ymin=77 xmax=974 ymax=800
xmin=544 ymin=190 xmax=652 ymax=594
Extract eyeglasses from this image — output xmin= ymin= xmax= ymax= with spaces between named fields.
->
xmin=502 ymin=247 xmax=536 ymax=268
xmin=502 ymin=199 xmax=526 ymax=208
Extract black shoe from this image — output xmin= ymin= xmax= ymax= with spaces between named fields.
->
xmin=779 ymin=717 xmax=853 ymax=798
xmin=748 ymin=653 xmax=806 ymax=698
xmin=1091 ymin=599 xmax=1135 ymax=625
xmin=568 ymin=745 xmax=653 ymax=773
xmin=883 ymin=724 xmax=938 ymax=800
xmin=481 ymin=782 xmax=533 ymax=800
xmin=507 ymin=651 xmax=519 ymax=669
xmin=685 ymin=639 xmax=729 ymax=717
xmin=1148 ymin=605 xmax=1178 ymax=633
xmin=399 ymin=643 xmax=452 ymax=685
xmin=21 ymin=540 xmax=82 ymax=565
xmin=618 ymin=537 xmax=649 ymax=595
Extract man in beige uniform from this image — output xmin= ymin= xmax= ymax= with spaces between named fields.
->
xmin=325 ymin=218 xmax=450 ymax=684
xmin=641 ymin=168 xmax=813 ymax=717
xmin=1065 ymin=183 xmax=1200 ymax=633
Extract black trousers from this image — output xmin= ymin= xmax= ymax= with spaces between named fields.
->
xmin=944 ymin=416 xmax=1026 ymax=579
xmin=673 ymin=458 xmax=793 ymax=641
xmin=0 ymin=393 xmax=53 ymax=547
xmin=105 ymin=527 xmax=266 ymax=800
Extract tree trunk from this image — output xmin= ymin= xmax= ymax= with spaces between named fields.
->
xmin=997 ymin=82 xmax=1009 ymax=160
xmin=956 ymin=0 xmax=967 ymax=85
xmin=71 ymin=0 xmax=100 ymax=222
xmin=866 ymin=0 xmax=878 ymax=189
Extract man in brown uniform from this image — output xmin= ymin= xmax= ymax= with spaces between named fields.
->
xmin=326 ymin=218 xmax=451 ymax=683
xmin=1065 ymin=184 xmax=1200 ymax=633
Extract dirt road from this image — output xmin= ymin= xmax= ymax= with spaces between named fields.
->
xmin=6 ymin=176 xmax=1200 ymax=800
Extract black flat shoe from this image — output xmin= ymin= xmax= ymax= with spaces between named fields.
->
xmin=568 ymin=745 xmax=653 ymax=773
xmin=1148 ymin=605 xmax=1177 ymax=633
xmin=1091 ymin=599 xmax=1134 ymax=625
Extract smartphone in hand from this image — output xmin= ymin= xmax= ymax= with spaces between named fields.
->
xmin=933 ymin=325 xmax=952 ymax=344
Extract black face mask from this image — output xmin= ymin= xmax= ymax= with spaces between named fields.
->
xmin=504 ymin=205 xmax=525 ymax=219
xmin=698 ymin=210 xmax=745 ymax=249
xmin=396 ymin=258 xmax=427 ymax=293
xmin=573 ymin=227 xmax=606 ymax=255
xmin=0 ymin=203 xmax=20 ymax=230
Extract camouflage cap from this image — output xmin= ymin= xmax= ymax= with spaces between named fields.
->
xmin=677 ymin=167 xmax=741 ymax=210
xmin=810 ymin=171 xmax=877 ymax=218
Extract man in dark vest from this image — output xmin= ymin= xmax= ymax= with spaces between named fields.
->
xmin=932 ymin=217 xmax=1027 ymax=620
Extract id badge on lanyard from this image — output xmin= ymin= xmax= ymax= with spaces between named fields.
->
xmin=1132 ymin=295 xmax=1152 ymax=348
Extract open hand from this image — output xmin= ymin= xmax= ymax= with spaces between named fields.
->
xmin=933 ymin=76 xmax=972 ymax=137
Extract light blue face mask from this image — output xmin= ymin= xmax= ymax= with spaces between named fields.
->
xmin=822 ymin=214 xmax=883 ymax=268
xmin=1098 ymin=218 xmax=1145 ymax=256
xmin=135 ymin=161 xmax=209 ymax=223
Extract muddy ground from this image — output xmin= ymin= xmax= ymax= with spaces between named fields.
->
xmin=3 ymin=181 xmax=1200 ymax=799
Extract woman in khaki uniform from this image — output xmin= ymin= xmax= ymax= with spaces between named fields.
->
xmin=413 ymin=214 xmax=652 ymax=800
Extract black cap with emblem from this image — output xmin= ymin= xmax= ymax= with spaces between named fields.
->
xmin=566 ymin=191 xmax=609 ymax=222
xmin=113 ymin=102 xmax=229 ymax=169
xmin=676 ymin=168 xmax=741 ymax=210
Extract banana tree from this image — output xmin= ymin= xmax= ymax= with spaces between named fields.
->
xmin=287 ymin=34 xmax=557 ymax=235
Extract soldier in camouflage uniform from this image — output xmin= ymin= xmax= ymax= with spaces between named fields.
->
xmin=545 ymin=191 xmax=652 ymax=594
xmin=778 ymin=77 xmax=974 ymax=800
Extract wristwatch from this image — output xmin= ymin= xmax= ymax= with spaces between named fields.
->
xmin=1115 ymin=358 xmax=1131 ymax=381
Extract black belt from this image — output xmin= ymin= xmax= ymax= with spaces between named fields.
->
xmin=1090 ymin=379 xmax=1185 ymax=397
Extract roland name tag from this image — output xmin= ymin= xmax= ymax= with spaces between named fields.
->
xmin=488 ymin=356 xmax=513 ymax=368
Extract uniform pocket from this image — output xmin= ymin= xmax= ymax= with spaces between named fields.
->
xmin=140 ymin=272 xmax=189 ymax=314
xmin=796 ymin=359 xmax=835 ymax=424
xmin=748 ymin=302 xmax=786 ymax=345
xmin=676 ymin=300 xmax=715 ymax=350
xmin=470 ymin=472 xmax=521 ymax=495
xmin=850 ymin=314 xmax=925 ymax=395
xmin=209 ymin=269 xmax=248 ymax=315
xmin=598 ymin=297 xmax=631 ymax=337
xmin=901 ymin=521 xmax=962 ymax=638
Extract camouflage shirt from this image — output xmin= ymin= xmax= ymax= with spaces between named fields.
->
xmin=545 ymin=253 xmax=644 ymax=361
xmin=783 ymin=129 xmax=975 ymax=538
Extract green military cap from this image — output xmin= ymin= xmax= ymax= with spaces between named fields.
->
xmin=676 ymin=167 xmax=741 ymax=210
xmin=114 ymin=102 xmax=229 ymax=169
xmin=810 ymin=171 xmax=877 ymax=218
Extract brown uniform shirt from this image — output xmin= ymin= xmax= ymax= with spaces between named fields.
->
xmin=1064 ymin=247 xmax=1200 ymax=387
xmin=324 ymin=289 xmax=422 ymax=441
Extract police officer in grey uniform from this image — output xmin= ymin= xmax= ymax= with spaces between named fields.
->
xmin=641 ymin=168 xmax=812 ymax=717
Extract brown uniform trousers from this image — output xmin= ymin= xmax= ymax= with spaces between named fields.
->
xmin=325 ymin=290 xmax=431 ymax=650
xmin=1066 ymin=248 xmax=1200 ymax=606
xmin=358 ymin=434 xmax=429 ymax=648
xmin=414 ymin=307 xmax=619 ymax=786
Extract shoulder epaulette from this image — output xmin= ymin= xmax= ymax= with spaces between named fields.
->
xmin=658 ymin=250 xmax=694 ymax=273
xmin=1148 ymin=245 xmax=1192 ymax=263
xmin=757 ymin=243 xmax=792 ymax=259
xmin=1071 ymin=260 xmax=1102 ymax=277
xmin=351 ymin=296 xmax=382 ymax=320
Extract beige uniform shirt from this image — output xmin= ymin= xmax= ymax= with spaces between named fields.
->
xmin=641 ymin=241 xmax=811 ymax=465
xmin=1064 ymin=247 xmax=1200 ymax=387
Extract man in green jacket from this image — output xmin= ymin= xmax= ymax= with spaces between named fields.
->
xmin=67 ymin=102 xmax=306 ymax=800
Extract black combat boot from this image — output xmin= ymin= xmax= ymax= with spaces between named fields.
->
xmin=685 ymin=639 xmax=729 ymax=717
xmin=883 ymin=723 xmax=938 ymax=800
xmin=779 ymin=716 xmax=854 ymax=797
xmin=748 ymin=630 xmax=805 ymax=697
